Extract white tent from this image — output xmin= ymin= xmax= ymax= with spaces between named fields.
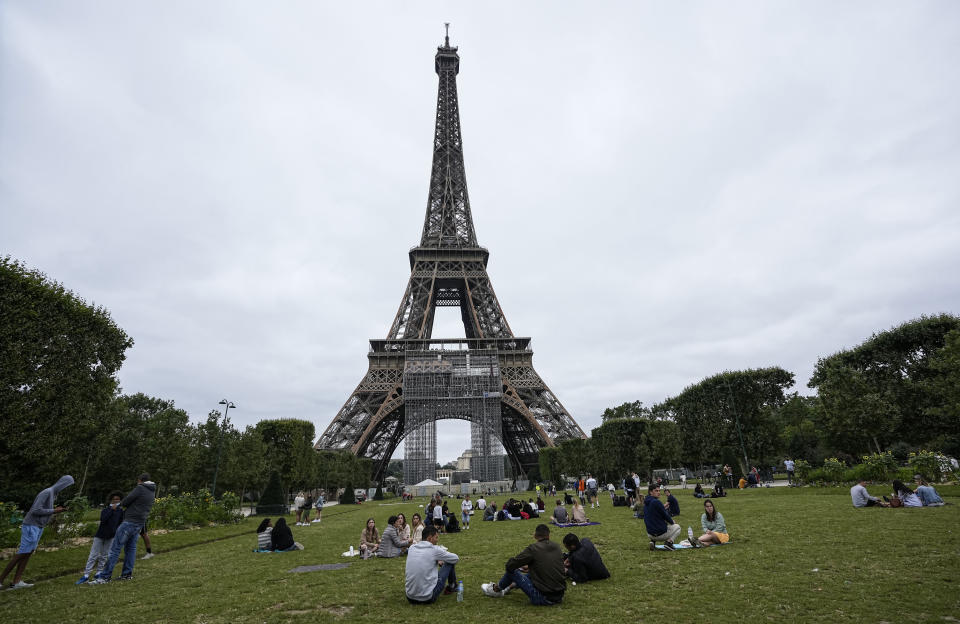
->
xmin=413 ymin=479 xmax=443 ymax=487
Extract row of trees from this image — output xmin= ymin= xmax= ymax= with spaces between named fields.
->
xmin=542 ymin=315 xmax=960 ymax=483
xmin=1 ymin=257 xmax=369 ymax=508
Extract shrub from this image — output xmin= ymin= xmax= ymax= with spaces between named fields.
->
xmin=859 ymin=451 xmax=898 ymax=482
xmin=909 ymin=450 xmax=943 ymax=482
xmin=794 ymin=459 xmax=812 ymax=483
xmin=46 ymin=495 xmax=91 ymax=546
xmin=0 ymin=501 xmax=24 ymax=549
xmin=822 ymin=458 xmax=847 ymax=483
xmin=149 ymin=489 xmax=243 ymax=530
xmin=339 ymin=485 xmax=356 ymax=505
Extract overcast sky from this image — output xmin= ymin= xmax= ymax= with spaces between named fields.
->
xmin=3 ymin=2 xmax=958 ymax=464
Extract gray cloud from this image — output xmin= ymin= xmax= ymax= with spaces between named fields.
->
xmin=3 ymin=2 xmax=958 ymax=464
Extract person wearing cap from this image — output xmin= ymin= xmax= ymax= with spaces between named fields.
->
xmin=90 ymin=473 xmax=157 ymax=584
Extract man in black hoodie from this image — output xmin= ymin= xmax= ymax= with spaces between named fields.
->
xmin=91 ymin=473 xmax=156 ymax=584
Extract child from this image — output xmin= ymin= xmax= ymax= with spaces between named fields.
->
xmin=77 ymin=492 xmax=124 ymax=583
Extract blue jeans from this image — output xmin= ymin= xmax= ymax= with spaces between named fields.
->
xmin=409 ymin=563 xmax=457 ymax=604
xmin=97 ymin=521 xmax=141 ymax=579
xmin=498 ymin=569 xmax=559 ymax=606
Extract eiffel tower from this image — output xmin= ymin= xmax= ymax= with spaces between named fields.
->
xmin=314 ymin=29 xmax=585 ymax=483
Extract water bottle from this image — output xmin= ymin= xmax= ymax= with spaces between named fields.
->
xmin=456 ymin=580 xmax=464 ymax=602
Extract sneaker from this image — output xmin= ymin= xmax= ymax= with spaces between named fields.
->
xmin=481 ymin=582 xmax=504 ymax=598
xmin=443 ymin=586 xmax=456 ymax=595
xmin=688 ymin=527 xmax=696 ymax=542
xmin=88 ymin=577 xmax=110 ymax=585
xmin=9 ymin=581 xmax=33 ymax=590
xmin=119 ymin=575 xmax=133 ymax=581
xmin=75 ymin=575 xmax=89 ymax=585
xmin=663 ymin=541 xmax=676 ymax=551
xmin=141 ymin=552 xmax=154 ymax=560
xmin=649 ymin=540 xmax=656 ymax=551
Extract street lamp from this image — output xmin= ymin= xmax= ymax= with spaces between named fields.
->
xmin=211 ymin=399 xmax=236 ymax=498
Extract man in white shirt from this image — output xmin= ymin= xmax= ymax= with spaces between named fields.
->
xmin=784 ymin=459 xmax=796 ymax=485
xmin=405 ymin=526 xmax=460 ymax=604
xmin=476 ymin=496 xmax=486 ymax=510
xmin=586 ymin=475 xmax=599 ymax=508
xmin=461 ymin=495 xmax=473 ymax=530
xmin=850 ymin=479 xmax=889 ymax=508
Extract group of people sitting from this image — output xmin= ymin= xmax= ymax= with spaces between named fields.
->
xmin=643 ymin=483 xmax=731 ymax=550
xmin=255 ymin=518 xmax=304 ymax=552
xmin=404 ymin=521 xmax=611 ymax=606
xmin=851 ymin=476 xmax=946 ymax=508
xmin=693 ymin=482 xmax=727 ymax=498
xmin=549 ymin=499 xmax=591 ymax=525
xmin=359 ymin=513 xmax=423 ymax=558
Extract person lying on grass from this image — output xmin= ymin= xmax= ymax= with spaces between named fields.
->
xmin=481 ymin=523 xmax=566 ymax=605
xmin=914 ymin=477 xmax=945 ymax=507
xmin=688 ymin=499 xmax=730 ymax=547
xmin=561 ymin=533 xmax=609 ymax=583
xmin=644 ymin=484 xmax=681 ymax=550
xmin=405 ymin=525 xmax=459 ymax=604
xmin=891 ymin=480 xmax=922 ymax=508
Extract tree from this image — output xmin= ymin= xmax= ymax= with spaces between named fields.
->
xmin=921 ymin=329 xmax=960 ymax=454
xmin=0 ymin=257 xmax=133 ymax=506
xmin=600 ymin=401 xmax=651 ymax=422
xmin=589 ymin=418 xmax=646 ymax=480
xmin=255 ymin=419 xmax=316 ymax=494
xmin=809 ymin=314 xmax=960 ymax=455
xmin=662 ymin=367 xmax=794 ymax=472
xmin=538 ymin=447 xmax=561 ymax=484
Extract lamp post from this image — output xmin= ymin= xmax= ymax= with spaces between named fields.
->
xmin=211 ymin=399 xmax=235 ymax=498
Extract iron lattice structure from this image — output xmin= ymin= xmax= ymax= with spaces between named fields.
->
xmin=315 ymin=32 xmax=586 ymax=482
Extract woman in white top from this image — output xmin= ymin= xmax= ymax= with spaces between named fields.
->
xmin=294 ymin=492 xmax=306 ymax=525
xmin=410 ymin=513 xmax=425 ymax=543
xmin=397 ymin=513 xmax=411 ymax=541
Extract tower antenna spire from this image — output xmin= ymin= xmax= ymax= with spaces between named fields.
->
xmin=444 ymin=22 xmax=450 ymax=47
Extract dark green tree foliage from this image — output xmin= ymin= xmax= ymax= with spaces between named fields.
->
xmin=538 ymin=447 xmax=561 ymax=484
xmin=600 ymin=400 xmax=651 ymax=422
xmin=809 ymin=314 xmax=960 ymax=455
xmin=662 ymin=367 xmax=794 ymax=471
xmin=0 ymin=257 xmax=133 ymax=505
xmin=921 ymin=329 xmax=960 ymax=454
xmin=557 ymin=438 xmax=593 ymax=480
xmin=776 ymin=395 xmax=825 ymax=462
xmin=256 ymin=470 xmax=286 ymax=516
xmin=256 ymin=419 xmax=316 ymax=493
xmin=590 ymin=418 xmax=645 ymax=480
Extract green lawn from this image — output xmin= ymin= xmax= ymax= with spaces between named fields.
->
xmin=1 ymin=486 xmax=958 ymax=623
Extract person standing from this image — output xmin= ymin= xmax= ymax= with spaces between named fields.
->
xmin=404 ymin=526 xmax=459 ymax=604
xmin=90 ymin=473 xmax=156 ymax=584
xmin=77 ymin=491 xmax=124 ymax=584
xmin=585 ymin=474 xmax=599 ymax=509
xmin=784 ymin=459 xmax=795 ymax=485
xmin=481 ymin=524 xmax=566 ymax=605
xmin=643 ymin=484 xmax=681 ymax=550
xmin=1 ymin=475 xmax=73 ymax=590
xmin=461 ymin=494 xmax=473 ymax=530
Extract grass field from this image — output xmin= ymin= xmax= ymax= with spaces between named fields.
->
xmin=1 ymin=485 xmax=958 ymax=623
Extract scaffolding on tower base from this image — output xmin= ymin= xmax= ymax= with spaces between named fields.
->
xmin=403 ymin=349 xmax=504 ymax=485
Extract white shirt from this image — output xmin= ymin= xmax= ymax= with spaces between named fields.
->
xmin=476 ymin=498 xmax=486 ymax=510
xmin=586 ymin=477 xmax=597 ymax=490
xmin=433 ymin=505 xmax=443 ymax=520
xmin=461 ymin=499 xmax=473 ymax=513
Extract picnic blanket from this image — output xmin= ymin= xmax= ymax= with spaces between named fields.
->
xmin=654 ymin=542 xmax=728 ymax=550
xmin=550 ymin=521 xmax=601 ymax=527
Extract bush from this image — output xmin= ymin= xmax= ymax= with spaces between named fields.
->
xmin=256 ymin=472 xmax=287 ymax=516
xmin=339 ymin=485 xmax=356 ymax=505
xmin=859 ymin=451 xmax=898 ymax=482
xmin=794 ymin=459 xmax=812 ymax=483
xmin=822 ymin=458 xmax=847 ymax=483
xmin=0 ymin=501 xmax=24 ymax=549
xmin=46 ymin=495 xmax=91 ymax=545
xmin=909 ymin=450 xmax=943 ymax=482
xmin=149 ymin=489 xmax=242 ymax=530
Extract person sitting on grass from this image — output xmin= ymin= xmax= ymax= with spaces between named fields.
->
xmin=551 ymin=500 xmax=569 ymax=524
xmin=270 ymin=518 xmax=302 ymax=551
xmin=481 ymin=524 xmax=566 ymax=605
xmin=689 ymin=499 xmax=730 ymax=547
xmin=404 ymin=526 xmax=459 ymax=604
xmin=664 ymin=488 xmax=680 ymax=517
xmin=643 ymin=484 xmax=681 ymax=550
xmin=561 ymin=533 xmax=609 ymax=583
xmin=255 ymin=518 xmax=273 ymax=551
xmin=379 ymin=515 xmax=410 ymax=558
xmin=360 ymin=517 xmax=380 ymax=559
xmin=397 ymin=513 xmax=411 ymax=542
xmin=892 ymin=480 xmax=922 ymax=508
xmin=693 ymin=483 xmax=707 ymax=498
xmin=850 ymin=479 xmax=890 ymax=508
xmin=914 ymin=477 xmax=945 ymax=507
xmin=484 ymin=504 xmax=497 ymax=521
xmin=570 ymin=499 xmax=589 ymax=524
xmin=536 ymin=496 xmax=546 ymax=512
xmin=411 ymin=513 xmax=426 ymax=543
